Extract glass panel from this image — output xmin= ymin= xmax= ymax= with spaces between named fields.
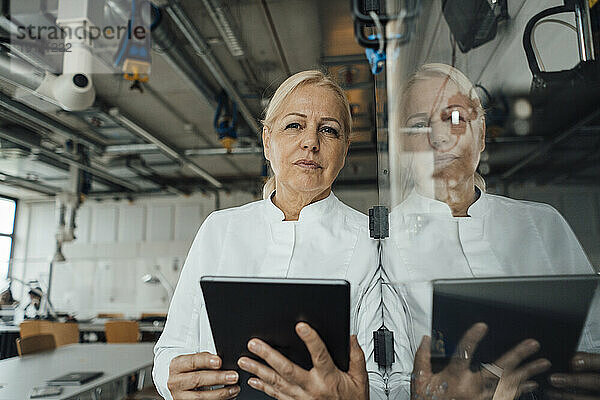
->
xmin=373 ymin=0 xmax=600 ymax=398
xmin=0 ymin=198 xmax=16 ymax=235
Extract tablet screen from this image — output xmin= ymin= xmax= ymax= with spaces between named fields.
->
xmin=432 ymin=275 xmax=598 ymax=392
xmin=201 ymin=276 xmax=350 ymax=399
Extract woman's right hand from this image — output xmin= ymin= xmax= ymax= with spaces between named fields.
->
xmin=411 ymin=322 xmax=551 ymax=400
xmin=167 ymin=352 xmax=240 ymax=399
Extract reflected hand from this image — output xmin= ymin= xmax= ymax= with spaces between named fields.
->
xmin=167 ymin=352 xmax=240 ymax=399
xmin=411 ymin=323 xmax=551 ymax=400
xmin=237 ymin=322 xmax=369 ymax=400
xmin=548 ymin=352 xmax=600 ymax=399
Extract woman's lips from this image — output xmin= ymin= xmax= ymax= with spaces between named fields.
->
xmin=434 ymin=154 xmax=458 ymax=165
xmin=293 ymin=159 xmax=322 ymax=169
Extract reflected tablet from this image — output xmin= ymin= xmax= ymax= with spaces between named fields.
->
xmin=201 ymin=276 xmax=350 ymax=400
xmin=432 ymin=275 xmax=598 ymax=392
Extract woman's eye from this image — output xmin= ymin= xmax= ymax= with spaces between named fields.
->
xmin=285 ymin=122 xmax=302 ymax=130
xmin=406 ymin=121 xmax=428 ymax=134
xmin=410 ymin=121 xmax=428 ymax=129
xmin=320 ymin=126 xmax=339 ymax=136
xmin=442 ymin=109 xmax=466 ymax=124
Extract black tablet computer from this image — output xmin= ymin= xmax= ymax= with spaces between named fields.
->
xmin=201 ymin=276 xmax=350 ymax=400
xmin=46 ymin=371 xmax=104 ymax=386
xmin=432 ymin=275 xmax=598 ymax=393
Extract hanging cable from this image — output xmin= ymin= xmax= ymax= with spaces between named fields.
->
xmin=531 ymin=18 xmax=577 ymax=71
xmin=369 ymin=11 xmax=385 ymax=53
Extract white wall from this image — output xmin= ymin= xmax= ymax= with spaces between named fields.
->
xmin=10 ymin=191 xmax=256 ymax=318
xmin=9 ymin=189 xmax=378 ymax=318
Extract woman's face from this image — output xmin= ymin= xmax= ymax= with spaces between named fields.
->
xmin=263 ymin=84 xmax=349 ymax=195
xmin=401 ymin=76 xmax=485 ymax=186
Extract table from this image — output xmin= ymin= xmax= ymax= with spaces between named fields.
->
xmin=0 ymin=321 xmax=165 ymax=333
xmin=0 ymin=343 xmax=155 ymax=399
xmin=0 ymin=321 xmax=164 ymax=359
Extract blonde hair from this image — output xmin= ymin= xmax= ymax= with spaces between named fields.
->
xmin=262 ymin=70 xmax=352 ymax=199
xmin=402 ymin=63 xmax=487 ymax=192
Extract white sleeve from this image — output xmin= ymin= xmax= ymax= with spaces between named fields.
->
xmin=152 ymin=213 xmax=222 ymax=400
xmin=535 ymin=205 xmax=593 ymax=274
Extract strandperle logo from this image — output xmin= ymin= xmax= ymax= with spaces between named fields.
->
xmin=14 ymin=19 xmax=148 ymax=42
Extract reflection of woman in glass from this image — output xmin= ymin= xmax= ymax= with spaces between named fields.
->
xmin=384 ymin=63 xmax=598 ymax=399
xmin=398 ymin=63 xmax=487 ymax=214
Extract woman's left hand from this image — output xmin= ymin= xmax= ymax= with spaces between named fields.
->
xmin=237 ymin=322 xmax=369 ymax=400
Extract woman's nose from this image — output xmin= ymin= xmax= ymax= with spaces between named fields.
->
xmin=300 ymin=129 xmax=319 ymax=151
xmin=428 ymin=124 xmax=452 ymax=150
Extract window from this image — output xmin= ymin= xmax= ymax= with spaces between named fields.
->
xmin=0 ymin=197 xmax=16 ymax=279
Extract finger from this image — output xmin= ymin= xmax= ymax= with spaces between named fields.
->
xmin=168 ymin=370 xmax=238 ymax=391
xmin=572 ymin=352 xmax=600 ymax=372
xmin=247 ymin=377 xmax=297 ymax=400
xmin=412 ymin=335 xmax=432 ymax=381
xmin=492 ymin=359 xmax=550 ymax=400
xmin=348 ymin=335 xmax=368 ymax=384
xmin=516 ymin=381 xmax=538 ymax=396
xmin=170 ymin=352 xmax=221 ymax=373
xmin=295 ymin=322 xmax=336 ymax=372
xmin=448 ymin=322 xmax=487 ymax=374
xmin=238 ymin=356 xmax=301 ymax=397
xmin=494 ymin=339 xmax=540 ymax=371
xmin=245 ymin=338 xmax=309 ymax=385
xmin=549 ymin=373 xmax=600 ymax=391
xmin=546 ymin=389 xmax=600 ymax=400
xmin=172 ymin=385 xmax=240 ymax=400
xmin=512 ymin=358 xmax=551 ymax=382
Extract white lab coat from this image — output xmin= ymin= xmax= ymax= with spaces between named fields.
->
xmin=152 ymin=192 xmax=384 ymax=400
xmin=380 ymin=189 xmax=599 ymax=400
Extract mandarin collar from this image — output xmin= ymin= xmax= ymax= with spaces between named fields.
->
xmin=263 ymin=190 xmax=337 ymax=222
xmin=399 ymin=189 xmax=454 ymax=216
xmin=395 ymin=187 xmax=487 ymax=218
xmin=466 ymin=187 xmax=488 ymax=217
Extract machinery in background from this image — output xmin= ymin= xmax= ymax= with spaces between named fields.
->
xmin=2 ymin=0 xmax=154 ymax=111
xmin=114 ymin=0 xmax=154 ymax=83
xmin=486 ymin=0 xmax=599 ymax=140
xmin=351 ymin=0 xmax=419 ymax=74
xmin=53 ymin=141 xmax=91 ymax=264
xmin=214 ymin=91 xmax=238 ymax=153
xmin=442 ymin=0 xmax=508 ymax=53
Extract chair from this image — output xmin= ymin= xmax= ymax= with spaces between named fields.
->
xmin=19 ymin=321 xmax=79 ymax=347
xmin=140 ymin=313 xmax=166 ymax=320
xmin=19 ymin=320 xmax=52 ymax=338
xmin=51 ymin=322 xmax=80 ymax=347
xmin=97 ymin=313 xmax=125 ymax=319
xmin=16 ymin=333 xmax=56 ymax=356
xmin=125 ymin=385 xmax=161 ymax=400
xmin=105 ymin=321 xmax=140 ymax=343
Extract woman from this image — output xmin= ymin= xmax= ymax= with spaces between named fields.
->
xmin=382 ymin=63 xmax=599 ymax=399
xmin=153 ymin=70 xmax=381 ymax=400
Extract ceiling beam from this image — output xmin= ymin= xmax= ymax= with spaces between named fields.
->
xmin=163 ymin=1 xmax=261 ymax=135
xmin=0 ymin=170 xmax=60 ymax=196
xmin=0 ymin=91 xmax=105 ymax=153
xmin=107 ymin=108 xmax=223 ymax=189
xmin=0 ymin=127 xmax=139 ymax=192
